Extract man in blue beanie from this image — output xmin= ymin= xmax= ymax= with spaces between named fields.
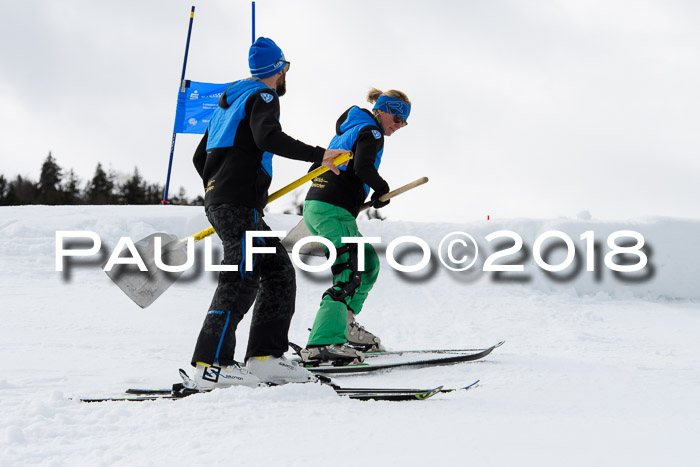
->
xmin=190 ymin=37 xmax=348 ymax=390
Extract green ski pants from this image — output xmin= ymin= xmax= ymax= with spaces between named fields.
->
xmin=303 ymin=200 xmax=380 ymax=346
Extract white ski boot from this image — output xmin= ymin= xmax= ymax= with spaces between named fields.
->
xmin=193 ymin=361 xmax=262 ymax=390
xmin=245 ymin=355 xmax=317 ymax=385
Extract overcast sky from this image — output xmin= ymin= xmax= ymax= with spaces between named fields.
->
xmin=2 ymin=0 xmax=699 ymax=222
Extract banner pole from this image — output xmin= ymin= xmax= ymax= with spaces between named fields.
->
xmin=162 ymin=6 xmax=196 ymax=204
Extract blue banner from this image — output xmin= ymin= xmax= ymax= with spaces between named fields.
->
xmin=173 ymin=80 xmax=233 ymax=134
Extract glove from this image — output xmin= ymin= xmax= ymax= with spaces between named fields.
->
xmin=370 ymin=186 xmax=391 ymax=209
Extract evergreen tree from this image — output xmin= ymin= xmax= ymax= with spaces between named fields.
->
xmin=38 ymin=152 xmax=63 ymax=204
xmin=145 ymin=183 xmax=159 ymax=204
xmin=62 ymin=169 xmax=82 ymax=204
xmin=168 ymin=187 xmax=190 ymax=206
xmin=177 ymin=187 xmax=189 ymax=205
xmin=1 ymin=157 xmax=200 ymax=206
xmin=0 ymin=175 xmax=7 ymax=205
xmin=85 ymin=163 xmax=115 ymax=204
xmin=120 ymin=167 xmax=147 ymax=204
xmin=5 ymin=175 xmax=39 ymax=205
xmin=144 ymin=182 xmax=164 ymax=204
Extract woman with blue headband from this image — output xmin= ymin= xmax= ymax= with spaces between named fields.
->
xmin=299 ymin=88 xmax=411 ymax=364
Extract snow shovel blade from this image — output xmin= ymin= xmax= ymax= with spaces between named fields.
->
xmin=104 ymin=152 xmax=355 ymax=307
xmin=281 ymin=221 xmax=326 ymax=257
xmin=104 ymin=232 xmax=189 ymax=308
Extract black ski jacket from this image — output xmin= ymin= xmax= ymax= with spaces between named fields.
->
xmin=193 ymin=79 xmax=325 ymax=211
xmin=305 ymin=106 xmax=388 ymax=217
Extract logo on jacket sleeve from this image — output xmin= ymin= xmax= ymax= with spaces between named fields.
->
xmin=260 ymin=93 xmax=274 ymax=103
xmin=372 ymin=130 xmax=382 ymax=139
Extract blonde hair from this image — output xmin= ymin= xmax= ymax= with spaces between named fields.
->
xmin=367 ymin=87 xmax=411 ymax=105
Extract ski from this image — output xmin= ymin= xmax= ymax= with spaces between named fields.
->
xmin=81 ymin=384 xmax=450 ymax=403
xmin=365 ymin=341 xmax=506 ymax=357
xmin=81 ymin=395 xmax=182 ymax=402
xmin=78 ymin=345 xmax=491 ymax=403
xmin=332 ymin=379 xmax=479 ymax=395
xmin=80 ymin=374 xmax=480 ymax=403
xmin=294 ymin=341 xmax=504 ymax=375
xmin=122 ymin=379 xmax=479 ymax=398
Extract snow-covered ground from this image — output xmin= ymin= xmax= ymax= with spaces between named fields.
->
xmin=1 ymin=205 xmax=699 ymax=466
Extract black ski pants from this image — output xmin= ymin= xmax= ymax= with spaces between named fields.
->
xmin=191 ymin=204 xmax=296 ymax=366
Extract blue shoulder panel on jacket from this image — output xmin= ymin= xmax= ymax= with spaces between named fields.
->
xmin=206 ymin=80 xmax=271 ymax=150
xmin=328 ymin=107 xmax=383 ymax=196
xmin=329 ymin=107 xmax=381 ymax=168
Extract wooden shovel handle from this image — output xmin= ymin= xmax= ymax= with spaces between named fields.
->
xmin=361 ymin=176 xmax=429 ymax=212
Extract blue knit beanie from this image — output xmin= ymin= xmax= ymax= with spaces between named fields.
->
xmin=249 ymin=37 xmax=286 ymax=79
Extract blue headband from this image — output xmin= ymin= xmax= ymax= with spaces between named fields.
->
xmin=373 ymin=95 xmax=411 ymax=122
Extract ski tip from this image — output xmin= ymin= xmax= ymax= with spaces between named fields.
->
xmin=417 ymin=385 xmax=444 ymax=400
xmin=494 ymin=341 xmax=505 ymax=348
xmin=464 ymin=379 xmax=480 ymax=390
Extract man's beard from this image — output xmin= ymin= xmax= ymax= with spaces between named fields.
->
xmin=276 ymin=74 xmax=286 ymax=97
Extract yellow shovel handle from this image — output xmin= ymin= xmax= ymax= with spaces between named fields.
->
xmin=191 ymin=152 xmax=352 ymax=243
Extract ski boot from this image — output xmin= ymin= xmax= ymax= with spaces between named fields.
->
xmin=299 ymin=343 xmax=365 ymax=367
xmin=347 ymin=309 xmax=383 ymax=351
xmin=193 ymin=361 xmax=263 ymax=390
xmin=245 ymin=355 xmax=317 ymax=385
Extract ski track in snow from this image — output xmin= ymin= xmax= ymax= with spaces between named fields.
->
xmin=1 ymin=206 xmax=699 ymax=466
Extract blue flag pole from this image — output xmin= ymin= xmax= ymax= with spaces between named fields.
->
xmin=162 ymin=6 xmax=196 ymax=204
xmin=252 ymin=2 xmax=256 ymax=43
